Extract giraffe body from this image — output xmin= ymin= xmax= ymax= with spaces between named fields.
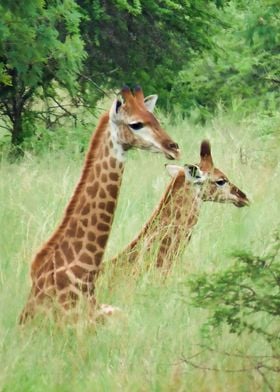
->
xmin=20 ymin=86 xmax=180 ymax=323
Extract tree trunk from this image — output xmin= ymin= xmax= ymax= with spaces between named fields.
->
xmin=9 ymin=102 xmax=24 ymax=159
xmin=11 ymin=110 xmax=24 ymax=146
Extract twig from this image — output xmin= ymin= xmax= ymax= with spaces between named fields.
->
xmin=256 ymin=367 xmax=274 ymax=392
xmin=263 ymin=77 xmax=280 ymax=85
xmin=0 ymin=123 xmax=11 ymax=132
xmin=181 ymin=354 xmax=263 ymax=373
xmin=197 ymin=344 xmax=280 ymax=360
xmin=50 ymin=97 xmax=77 ymax=126
xmin=76 ymin=73 xmax=113 ymax=97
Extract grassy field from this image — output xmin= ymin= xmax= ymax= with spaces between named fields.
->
xmin=0 ymin=110 xmax=279 ymax=391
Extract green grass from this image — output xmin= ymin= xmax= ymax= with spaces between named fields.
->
xmin=0 ymin=110 xmax=279 ymax=391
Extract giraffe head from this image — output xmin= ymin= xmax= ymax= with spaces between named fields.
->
xmin=166 ymin=140 xmax=250 ymax=207
xmin=109 ymin=86 xmax=180 ymax=160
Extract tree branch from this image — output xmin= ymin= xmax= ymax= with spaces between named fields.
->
xmin=50 ymin=96 xmax=77 ymax=125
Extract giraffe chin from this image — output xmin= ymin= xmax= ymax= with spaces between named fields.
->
xmin=165 ymin=153 xmax=176 ymax=160
xmin=233 ymin=198 xmax=250 ymax=208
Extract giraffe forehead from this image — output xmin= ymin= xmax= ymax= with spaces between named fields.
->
xmin=123 ymin=102 xmax=158 ymax=124
xmin=201 ymin=167 xmax=227 ymax=180
xmin=212 ymin=167 xmax=227 ymax=179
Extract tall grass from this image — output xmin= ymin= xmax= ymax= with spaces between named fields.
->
xmin=0 ymin=110 xmax=279 ymax=391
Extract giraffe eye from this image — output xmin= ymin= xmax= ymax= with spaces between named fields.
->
xmin=216 ymin=179 xmax=227 ymax=186
xmin=129 ymin=122 xmax=144 ymax=131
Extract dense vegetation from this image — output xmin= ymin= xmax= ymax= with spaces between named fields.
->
xmin=1 ymin=111 xmax=279 ymax=390
xmin=0 ymin=0 xmax=279 ymax=151
xmin=172 ymin=0 xmax=280 ymax=119
xmin=0 ymin=0 xmax=279 ymax=390
xmin=0 ymin=0 xmax=220 ymax=151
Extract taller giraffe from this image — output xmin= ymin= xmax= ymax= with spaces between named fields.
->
xmin=20 ymin=86 xmax=180 ymax=323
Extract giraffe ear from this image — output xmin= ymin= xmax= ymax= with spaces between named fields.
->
xmin=144 ymin=95 xmax=158 ymax=112
xmin=165 ymin=164 xmax=184 ymax=178
xmin=109 ymin=98 xmax=123 ymax=121
xmin=184 ymin=164 xmax=206 ymax=183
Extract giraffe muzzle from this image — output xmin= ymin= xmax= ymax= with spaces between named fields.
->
xmin=163 ymin=141 xmax=180 ymax=160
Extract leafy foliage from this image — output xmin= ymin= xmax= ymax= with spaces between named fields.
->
xmin=76 ymin=0 xmax=222 ymax=108
xmin=0 ymin=0 xmax=279 ymax=151
xmin=172 ymin=1 xmax=280 ymax=120
xmin=0 ymin=0 xmax=85 ymax=151
xmin=188 ymin=229 xmax=280 ymax=346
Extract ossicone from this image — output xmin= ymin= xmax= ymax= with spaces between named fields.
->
xmin=200 ymin=140 xmax=211 ymax=158
xmin=121 ymin=85 xmax=133 ymax=102
xmin=200 ymin=139 xmax=213 ymax=167
xmin=134 ymin=85 xmax=144 ymax=102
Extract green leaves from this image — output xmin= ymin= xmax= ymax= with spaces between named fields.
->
xmin=188 ymin=229 xmax=280 ymax=345
xmin=0 ymin=63 xmax=12 ymax=86
xmin=78 ymin=0 xmax=222 ymax=109
xmin=172 ymin=1 xmax=280 ymax=119
xmin=0 ymin=0 xmax=85 ymax=148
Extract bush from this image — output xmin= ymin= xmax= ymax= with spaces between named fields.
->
xmin=188 ymin=228 xmax=280 ymax=348
xmin=172 ymin=1 xmax=280 ymax=120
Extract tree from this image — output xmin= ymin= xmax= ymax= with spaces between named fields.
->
xmin=0 ymin=0 xmax=85 ymax=151
xmin=77 ymin=0 xmax=222 ymax=109
xmin=171 ymin=0 xmax=280 ymax=118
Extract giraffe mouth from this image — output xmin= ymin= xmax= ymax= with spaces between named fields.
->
xmin=164 ymin=147 xmax=180 ymax=160
xmin=234 ymin=197 xmax=250 ymax=208
xmin=163 ymin=141 xmax=180 ymax=160
xmin=165 ymin=152 xmax=176 ymax=160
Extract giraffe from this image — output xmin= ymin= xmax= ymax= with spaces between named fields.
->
xmin=19 ymin=86 xmax=180 ymax=323
xmin=108 ymin=140 xmax=249 ymax=272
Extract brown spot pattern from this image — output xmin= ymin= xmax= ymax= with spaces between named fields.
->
xmin=95 ymin=252 xmax=103 ymax=266
xmin=77 ymin=227 xmax=85 ymax=239
xmin=81 ymin=218 xmax=88 ymax=227
xmin=101 ymin=173 xmax=107 ymax=183
xmin=99 ymin=188 xmax=107 ymax=199
xmin=95 ymin=163 xmax=101 ymax=177
xmin=107 ymin=184 xmax=118 ymax=199
xmin=86 ymin=243 xmax=97 ymax=253
xmin=97 ymin=234 xmax=108 ymax=247
xmin=73 ymin=241 xmax=83 ymax=253
xmin=109 ymin=157 xmax=116 ymax=168
xmin=104 ymin=146 xmax=109 ymax=157
xmin=56 ymin=270 xmax=69 ymax=290
xmin=97 ymin=222 xmax=110 ymax=232
xmin=109 ymin=172 xmax=119 ymax=182
xmin=81 ymin=203 xmax=90 ymax=215
xmin=86 ymin=183 xmax=98 ymax=197
xmin=88 ymin=231 xmax=96 ymax=241
xmin=100 ymin=213 xmax=111 ymax=223
xmin=61 ymin=241 xmax=74 ymax=262
xmin=71 ymin=265 xmax=87 ymax=279
xmin=106 ymin=201 xmax=115 ymax=213
xmin=55 ymin=251 xmax=65 ymax=268
xmin=80 ymin=253 xmax=92 ymax=265
xmin=66 ymin=220 xmax=77 ymax=237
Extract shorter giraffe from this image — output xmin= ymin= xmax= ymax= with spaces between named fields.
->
xmin=109 ymin=140 xmax=249 ymax=271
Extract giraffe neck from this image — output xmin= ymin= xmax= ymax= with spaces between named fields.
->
xmin=141 ymin=174 xmax=202 ymax=243
xmin=111 ymin=174 xmax=202 ymax=263
xmin=33 ymin=113 xmax=125 ymax=275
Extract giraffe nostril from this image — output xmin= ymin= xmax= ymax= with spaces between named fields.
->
xmin=169 ymin=142 xmax=179 ymax=150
